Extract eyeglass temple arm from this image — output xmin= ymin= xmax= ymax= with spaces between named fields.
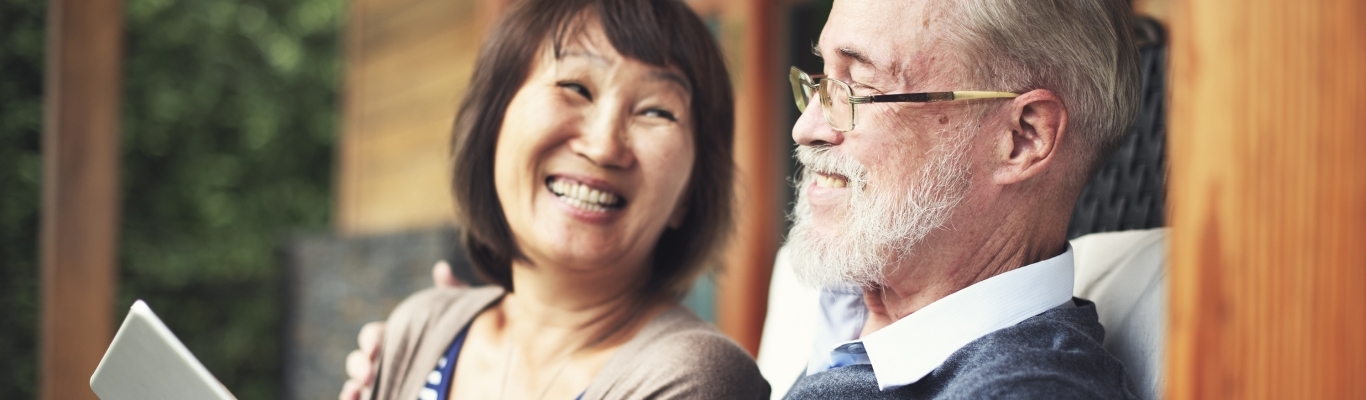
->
xmin=861 ymin=91 xmax=1019 ymax=103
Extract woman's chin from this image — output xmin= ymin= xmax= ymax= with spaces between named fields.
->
xmin=539 ymin=251 xmax=629 ymax=273
xmin=522 ymin=232 xmax=629 ymax=266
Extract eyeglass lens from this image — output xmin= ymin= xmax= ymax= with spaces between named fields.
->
xmin=790 ymin=71 xmax=812 ymax=111
xmin=821 ymin=78 xmax=854 ymax=131
xmin=789 ymin=68 xmax=856 ymax=131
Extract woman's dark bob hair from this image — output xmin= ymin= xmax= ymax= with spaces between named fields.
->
xmin=450 ymin=0 xmax=735 ymax=297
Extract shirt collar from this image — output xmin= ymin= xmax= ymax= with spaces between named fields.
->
xmin=820 ymin=247 xmax=1075 ymax=391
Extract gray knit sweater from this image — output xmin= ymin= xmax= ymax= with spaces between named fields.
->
xmin=784 ymin=299 xmax=1138 ymax=400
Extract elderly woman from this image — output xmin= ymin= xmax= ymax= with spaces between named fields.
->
xmin=360 ymin=0 xmax=768 ymax=399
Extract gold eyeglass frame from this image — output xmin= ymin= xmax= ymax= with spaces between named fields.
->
xmin=789 ymin=66 xmax=1020 ymax=132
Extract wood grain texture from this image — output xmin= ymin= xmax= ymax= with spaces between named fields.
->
xmin=1167 ymin=0 xmax=1366 ymax=398
xmin=39 ymin=0 xmax=124 ymax=398
xmin=336 ymin=0 xmax=482 ymax=235
xmin=1133 ymin=0 xmax=1170 ymax=25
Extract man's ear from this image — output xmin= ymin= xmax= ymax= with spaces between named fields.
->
xmin=993 ymin=89 xmax=1067 ymax=185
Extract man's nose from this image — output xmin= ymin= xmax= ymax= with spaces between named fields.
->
xmin=570 ymin=108 xmax=636 ymax=169
xmin=792 ymin=100 xmax=843 ymax=146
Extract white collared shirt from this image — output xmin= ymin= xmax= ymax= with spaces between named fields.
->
xmin=805 ymin=247 xmax=1076 ymax=391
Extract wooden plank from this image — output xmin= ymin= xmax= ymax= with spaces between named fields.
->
xmin=354 ymin=0 xmax=474 ymax=65
xmin=715 ymin=0 xmax=784 ymax=356
xmin=38 ymin=0 xmax=124 ymax=398
xmin=337 ymin=0 xmax=481 ymax=235
xmin=1133 ymin=0 xmax=1170 ymax=25
xmin=350 ymin=29 xmax=475 ymax=127
xmin=1167 ymin=0 xmax=1366 ymax=398
xmin=341 ymin=118 xmax=458 ymax=233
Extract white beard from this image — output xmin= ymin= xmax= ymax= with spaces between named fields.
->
xmin=785 ymin=134 xmax=973 ymax=289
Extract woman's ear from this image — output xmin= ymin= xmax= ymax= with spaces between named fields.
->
xmin=993 ymin=89 xmax=1068 ymax=185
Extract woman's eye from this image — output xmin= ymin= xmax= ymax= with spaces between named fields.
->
xmin=557 ymin=82 xmax=592 ymax=101
xmin=642 ymin=108 xmax=678 ymax=122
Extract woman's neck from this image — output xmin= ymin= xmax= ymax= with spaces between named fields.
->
xmin=450 ymin=258 xmax=672 ymax=400
xmin=497 ymin=258 xmax=665 ymax=363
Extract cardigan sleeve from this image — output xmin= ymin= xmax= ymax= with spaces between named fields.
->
xmin=582 ymin=308 xmax=771 ymax=400
xmin=622 ymin=330 xmax=772 ymax=399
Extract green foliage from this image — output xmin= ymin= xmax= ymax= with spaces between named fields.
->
xmin=0 ymin=0 xmax=46 ymax=397
xmin=119 ymin=0 xmax=342 ymax=397
xmin=0 ymin=0 xmax=341 ymax=396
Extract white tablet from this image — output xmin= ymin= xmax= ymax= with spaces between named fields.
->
xmin=89 ymin=300 xmax=236 ymax=400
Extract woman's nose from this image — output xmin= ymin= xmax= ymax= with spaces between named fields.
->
xmin=570 ymin=109 xmax=636 ymax=169
xmin=792 ymin=100 xmax=843 ymax=147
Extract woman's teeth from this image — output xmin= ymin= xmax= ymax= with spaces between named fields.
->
xmin=816 ymin=174 xmax=849 ymax=188
xmin=549 ymin=178 xmax=622 ymax=212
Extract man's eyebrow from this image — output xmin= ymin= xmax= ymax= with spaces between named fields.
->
xmin=812 ymin=42 xmax=887 ymax=75
xmin=838 ymin=47 xmax=884 ymax=73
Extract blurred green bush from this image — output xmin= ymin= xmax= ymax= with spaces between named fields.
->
xmin=0 ymin=0 xmax=45 ymax=398
xmin=0 ymin=0 xmax=341 ymax=396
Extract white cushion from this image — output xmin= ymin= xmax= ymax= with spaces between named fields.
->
xmin=1071 ymin=228 xmax=1167 ymax=400
xmin=756 ymin=246 xmax=820 ymax=399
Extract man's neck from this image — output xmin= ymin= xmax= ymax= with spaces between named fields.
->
xmin=859 ymin=219 xmax=1068 ymax=337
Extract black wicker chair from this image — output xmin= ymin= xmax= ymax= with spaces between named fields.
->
xmin=1067 ymin=16 xmax=1168 ymax=239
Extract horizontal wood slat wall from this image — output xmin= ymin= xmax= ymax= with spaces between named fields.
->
xmin=1167 ymin=0 xmax=1366 ymax=398
xmin=336 ymin=0 xmax=488 ymax=235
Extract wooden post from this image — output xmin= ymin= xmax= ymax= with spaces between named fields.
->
xmin=716 ymin=0 xmax=784 ymax=356
xmin=39 ymin=0 xmax=124 ymax=397
xmin=1167 ymin=0 xmax=1366 ymax=398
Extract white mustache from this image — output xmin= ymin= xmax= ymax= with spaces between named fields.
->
xmin=793 ymin=145 xmax=869 ymax=188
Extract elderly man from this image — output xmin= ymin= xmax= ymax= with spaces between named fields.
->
xmin=780 ymin=0 xmax=1140 ymax=398
xmin=343 ymin=0 xmax=1141 ymax=398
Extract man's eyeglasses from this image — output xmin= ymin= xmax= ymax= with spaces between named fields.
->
xmin=789 ymin=66 xmax=1020 ymax=132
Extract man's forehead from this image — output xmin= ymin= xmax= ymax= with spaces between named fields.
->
xmin=821 ymin=0 xmax=943 ymax=73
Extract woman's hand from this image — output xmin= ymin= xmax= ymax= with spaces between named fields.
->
xmin=339 ymin=322 xmax=384 ymax=400
xmin=339 ymin=261 xmax=465 ymax=400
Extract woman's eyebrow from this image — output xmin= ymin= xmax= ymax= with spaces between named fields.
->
xmin=650 ymin=70 xmax=693 ymax=95
xmin=559 ymin=49 xmax=612 ymax=66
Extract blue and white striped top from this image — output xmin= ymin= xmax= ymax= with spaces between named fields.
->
xmin=418 ymin=325 xmax=585 ymax=400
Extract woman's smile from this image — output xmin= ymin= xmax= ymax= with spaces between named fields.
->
xmin=546 ymin=175 xmax=626 ymax=214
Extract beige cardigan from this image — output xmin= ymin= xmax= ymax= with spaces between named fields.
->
xmin=373 ymin=286 xmax=770 ymax=400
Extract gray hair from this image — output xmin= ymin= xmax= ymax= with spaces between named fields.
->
xmin=941 ymin=0 xmax=1141 ymax=180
